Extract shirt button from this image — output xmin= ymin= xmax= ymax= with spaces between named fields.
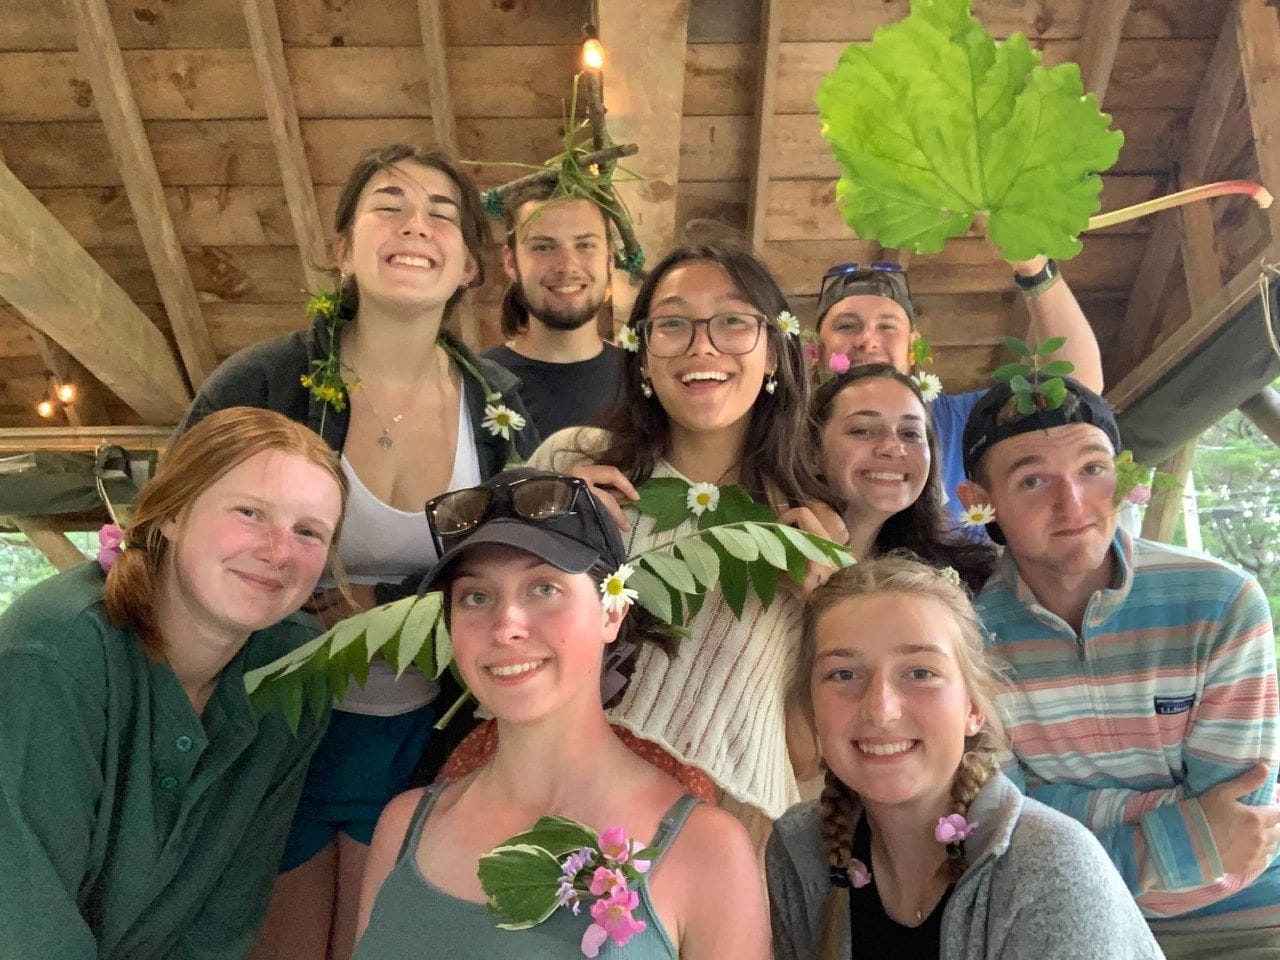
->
xmin=176 ymin=735 xmax=193 ymax=752
xmin=160 ymin=776 xmax=178 ymax=790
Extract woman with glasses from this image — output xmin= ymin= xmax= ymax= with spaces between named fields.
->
xmin=439 ymin=241 xmax=844 ymax=845
xmin=812 ymin=364 xmax=995 ymax=591
xmin=351 ymin=468 xmax=771 ymax=959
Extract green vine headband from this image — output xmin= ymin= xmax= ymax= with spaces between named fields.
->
xmin=300 ymin=289 xmax=528 ymax=466
xmin=474 ymin=72 xmax=646 ymax=279
xmin=245 ymin=474 xmax=854 ymax=731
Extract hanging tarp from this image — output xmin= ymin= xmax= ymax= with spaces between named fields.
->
xmin=0 ymin=447 xmax=151 ymax=518
xmin=1117 ymin=275 xmax=1280 ymax=465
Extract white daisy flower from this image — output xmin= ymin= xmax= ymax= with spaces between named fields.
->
xmin=962 ymin=503 xmax=996 ymax=527
xmin=776 ymin=310 xmax=801 ymax=338
xmin=939 ymin=566 xmax=961 ymax=587
xmin=599 ymin=562 xmax=639 ymax=613
xmin=686 ymin=482 xmax=720 ymax=516
xmin=481 ymin=403 xmax=527 ymax=440
xmin=617 ymin=326 xmax=640 ymax=352
xmin=912 ymin=372 xmax=943 ymax=403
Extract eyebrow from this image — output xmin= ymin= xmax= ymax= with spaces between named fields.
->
xmin=525 ymin=231 xmax=604 ymax=243
xmin=651 ymin=291 xmax=755 ymax=311
xmin=817 ymin=642 xmax=949 ymax=661
xmin=1007 ymin=441 xmax=1113 ymax=475
xmin=452 ymin=554 xmax=545 ymax=579
xmin=224 ymin=492 xmax=336 ymax=533
xmin=845 ymin=409 xmax=924 ymax=422
xmin=371 ymin=185 xmax=459 ymax=207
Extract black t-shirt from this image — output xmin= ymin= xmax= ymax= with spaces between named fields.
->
xmin=849 ymin=814 xmax=953 ymax=959
xmin=482 ymin=343 xmax=627 ymax=439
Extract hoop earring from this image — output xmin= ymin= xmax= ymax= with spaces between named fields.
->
xmin=764 ymin=371 xmax=778 ymax=395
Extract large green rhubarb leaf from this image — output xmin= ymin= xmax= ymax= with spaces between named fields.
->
xmin=815 ymin=0 xmax=1123 ymax=260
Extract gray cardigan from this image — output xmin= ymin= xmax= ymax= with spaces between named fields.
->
xmin=766 ymin=772 xmax=1164 ymax=960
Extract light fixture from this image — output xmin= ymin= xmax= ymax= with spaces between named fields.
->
xmin=55 ymin=381 xmax=77 ymax=404
xmin=36 ymin=399 xmax=56 ymax=419
xmin=582 ymin=37 xmax=604 ymax=71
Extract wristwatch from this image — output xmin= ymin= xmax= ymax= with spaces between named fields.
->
xmin=1013 ymin=258 xmax=1060 ymax=295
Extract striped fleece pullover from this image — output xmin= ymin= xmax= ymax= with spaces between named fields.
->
xmin=975 ymin=530 xmax=1280 ymax=933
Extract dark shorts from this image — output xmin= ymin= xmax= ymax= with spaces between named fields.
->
xmin=279 ymin=704 xmax=435 ymax=873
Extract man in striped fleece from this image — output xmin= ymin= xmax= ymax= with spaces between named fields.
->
xmin=958 ymin=375 xmax=1280 ymax=960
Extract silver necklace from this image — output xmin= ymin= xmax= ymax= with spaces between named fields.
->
xmin=355 ymin=379 xmax=405 ymax=450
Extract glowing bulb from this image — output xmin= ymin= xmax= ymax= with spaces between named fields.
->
xmin=55 ymin=382 xmax=77 ymax=404
xmin=582 ymin=38 xmax=604 ymax=71
xmin=36 ymin=399 xmax=56 ymax=419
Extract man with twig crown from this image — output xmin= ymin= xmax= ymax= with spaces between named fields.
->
xmin=483 ymin=181 xmax=627 ymax=439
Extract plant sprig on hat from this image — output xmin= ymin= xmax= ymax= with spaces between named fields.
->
xmin=991 ymin=335 xmax=1076 ymax=414
xmin=245 ymin=501 xmax=854 ymax=730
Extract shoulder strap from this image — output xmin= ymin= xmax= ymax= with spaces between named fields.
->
xmin=644 ymin=794 xmax=702 ymax=870
xmin=395 ymin=785 xmax=445 ymax=862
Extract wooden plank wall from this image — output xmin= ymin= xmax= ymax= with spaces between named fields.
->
xmin=0 ymin=0 xmax=1243 ymax=425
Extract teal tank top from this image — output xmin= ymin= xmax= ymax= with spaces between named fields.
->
xmin=352 ymin=785 xmax=701 ymax=959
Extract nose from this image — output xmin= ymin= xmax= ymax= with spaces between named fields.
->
xmin=861 ymin=674 xmax=902 ymax=726
xmin=686 ymin=319 xmax=718 ymax=355
xmin=874 ymin=431 xmax=906 ymax=457
xmin=400 ymin=207 xmax=434 ymax=239
xmin=1057 ymin=477 xmax=1086 ymax=514
xmin=256 ymin=525 xmax=292 ymax=570
xmin=490 ymin=595 xmax=531 ymax=644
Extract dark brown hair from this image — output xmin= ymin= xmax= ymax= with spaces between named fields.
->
xmin=813 ymin=364 xmax=995 ymax=591
xmin=588 ymin=241 xmax=831 ymax=510
xmin=105 ymin=407 xmax=348 ymax=658
xmin=792 ymin=558 xmax=1004 ymax=958
xmin=497 ymin=182 xmax=612 ymax=339
xmin=332 ymin=144 xmax=491 ymax=326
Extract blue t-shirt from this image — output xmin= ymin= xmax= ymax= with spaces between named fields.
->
xmin=930 ymin=389 xmax=984 ymax=524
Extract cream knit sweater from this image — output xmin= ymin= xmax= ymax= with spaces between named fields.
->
xmin=530 ymin=428 xmax=802 ymax=821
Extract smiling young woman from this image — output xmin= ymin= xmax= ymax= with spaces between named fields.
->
xmin=179 ymin=145 xmax=539 ymax=960
xmin=0 ymin=407 xmax=346 ymax=960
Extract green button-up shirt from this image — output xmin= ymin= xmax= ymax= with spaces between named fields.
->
xmin=0 ymin=563 xmax=329 ymax=960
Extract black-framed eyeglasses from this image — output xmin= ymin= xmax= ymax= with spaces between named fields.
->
xmin=425 ymin=475 xmax=613 ymax=558
xmin=819 ymin=261 xmax=905 ymax=301
xmin=636 ymin=312 xmax=768 ymax=358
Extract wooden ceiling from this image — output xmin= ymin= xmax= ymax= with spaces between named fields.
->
xmin=0 ymin=0 xmax=1275 ymax=441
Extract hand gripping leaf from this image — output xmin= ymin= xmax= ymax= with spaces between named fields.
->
xmin=815 ymin=0 xmax=1123 ymax=260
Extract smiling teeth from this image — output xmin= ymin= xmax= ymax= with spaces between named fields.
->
xmin=858 ymin=740 xmax=915 ymax=756
xmin=680 ymin=371 xmax=729 ymax=383
xmin=865 ymin=472 xmax=907 ymax=481
xmin=488 ymin=660 xmax=543 ymax=677
xmin=390 ymin=254 xmax=433 ymax=268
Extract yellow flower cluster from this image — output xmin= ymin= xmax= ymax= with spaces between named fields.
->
xmin=300 ymin=374 xmax=347 ymax=411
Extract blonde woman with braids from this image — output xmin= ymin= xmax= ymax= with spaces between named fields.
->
xmin=766 ymin=557 xmax=1161 ymax=960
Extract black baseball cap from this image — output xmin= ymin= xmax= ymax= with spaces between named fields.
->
xmin=817 ymin=267 xmax=917 ymax=330
xmin=962 ymin=375 xmax=1121 ymax=480
xmin=418 ymin=467 xmax=627 ymax=595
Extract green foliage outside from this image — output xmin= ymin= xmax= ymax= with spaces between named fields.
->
xmin=0 ymin=532 xmax=95 ymax=612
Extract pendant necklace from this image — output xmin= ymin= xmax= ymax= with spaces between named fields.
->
xmin=355 ymin=378 xmax=405 ymax=451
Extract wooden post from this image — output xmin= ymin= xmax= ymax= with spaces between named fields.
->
xmin=1238 ymin=0 xmax=1280 ymax=247
xmin=1076 ymin=0 xmax=1132 ymax=100
xmin=1140 ymin=442 xmax=1198 ymax=543
xmin=7 ymin=516 xmax=87 ymax=571
xmin=1241 ymin=388 xmax=1280 ymax=446
xmin=747 ymin=0 xmax=783 ymax=251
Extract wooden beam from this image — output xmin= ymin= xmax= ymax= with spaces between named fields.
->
xmin=0 ymin=162 xmax=190 ymax=424
xmin=63 ymin=0 xmax=218 ymax=389
xmin=5 ymin=516 xmax=87 ymax=571
xmin=0 ymin=425 xmax=173 ymax=454
xmin=1178 ymin=172 xmax=1224 ymax=308
xmin=415 ymin=0 xmax=458 ymax=155
xmin=599 ymin=0 xmax=691 ymax=318
xmin=1139 ymin=442 xmax=1198 ymax=543
xmin=1238 ymin=0 xmax=1280 ymax=246
xmin=1241 ymin=388 xmax=1280 ymax=446
xmin=1112 ymin=15 xmax=1242 ymax=377
xmin=747 ymin=0 xmax=784 ymax=250
xmin=243 ymin=0 xmax=331 ymax=293
xmin=1076 ymin=0 xmax=1132 ymax=101
xmin=28 ymin=329 xmax=111 ymax=427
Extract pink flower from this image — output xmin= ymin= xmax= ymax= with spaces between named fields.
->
xmin=803 ymin=341 xmax=821 ymax=365
xmin=850 ymin=857 xmax=871 ymax=888
xmin=588 ymin=866 xmax=628 ymax=898
xmin=96 ymin=523 xmax=126 ymax=573
xmin=935 ymin=813 xmax=978 ymax=844
xmin=598 ymin=825 xmax=632 ymax=864
xmin=1124 ymin=484 xmax=1152 ymax=506
xmin=582 ymin=888 xmax=647 ymax=956
xmin=629 ymin=840 xmax=650 ymax=874
xmin=827 ymin=352 xmax=851 ymax=374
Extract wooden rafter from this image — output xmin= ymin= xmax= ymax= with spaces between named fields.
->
xmin=1111 ymin=15 xmax=1241 ymax=380
xmin=1241 ymin=389 xmax=1280 ymax=446
xmin=28 ymin=328 xmax=111 ymax=427
xmin=0 ymin=425 xmax=173 ymax=454
xmin=1076 ymin=0 xmax=1132 ymax=100
xmin=1238 ymin=0 xmax=1280 ymax=245
xmin=0 ymin=161 xmax=189 ymax=425
xmin=4 ymin=516 xmax=86 ymax=571
xmin=64 ymin=0 xmax=218 ymax=389
xmin=747 ymin=0 xmax=784 ymax=250
xmin=598 ymin=0 xmax=692 ymax=318
xmin=243 ymin=0 xmax=331 ymax=293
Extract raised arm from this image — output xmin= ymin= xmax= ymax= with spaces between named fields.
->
xmin=1010 ymin=254 xmax=1104 ymax=393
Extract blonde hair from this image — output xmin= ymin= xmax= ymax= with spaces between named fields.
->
xmin=791 ymin=556 xmax=1005 ymax=959
xmin=104 ymin=407 xmax=348 ymax=657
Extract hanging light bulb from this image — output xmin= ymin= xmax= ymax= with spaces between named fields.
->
xmin=582 ymin=37 xmax=604 ymax=71
xmin=36 ymin=399 xmax=56 ymax=419
xmin=55 ymin=381 xmax=77 ymax=404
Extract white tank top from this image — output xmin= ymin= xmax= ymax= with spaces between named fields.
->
xmin=331 ymin=399 xmax=482 ymax=716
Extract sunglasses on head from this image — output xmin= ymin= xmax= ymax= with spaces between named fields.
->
xmin=819 ymin=260 xmax=905 ymax=297
xmin=424 ymin=475 xmax=612 ymax=559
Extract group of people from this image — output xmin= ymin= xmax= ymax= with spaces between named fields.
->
xmin=0 ymin=141 xmax=1276 ymax=960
